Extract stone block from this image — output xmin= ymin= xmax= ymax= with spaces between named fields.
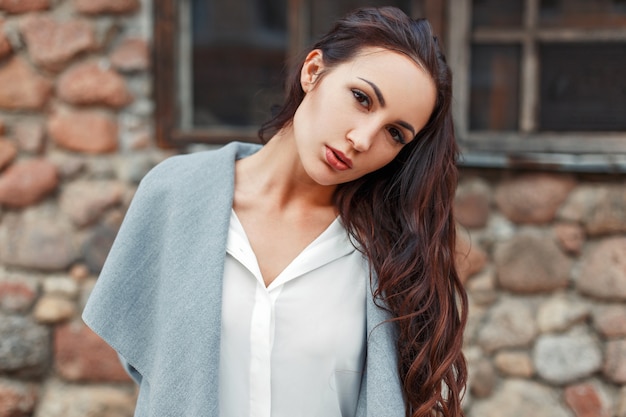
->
xmin=110 ymin=38 xmax=150 ymax=72
xmin=0 ymin=210 xmax=79 ymax=271
xmin=564 ymin=383 xmax=609 ymax=417
xmin=60 ymin=180 xmax=125 ymax=227
xmin=0 ymin=275 xmax=37 ymax=313
xmin=536 ymin=296 xmax=590 ymax=333
xmin=58 ymin=61 xmax=132 ymax=108
xmin=456 ymin=230 xmax=488 ymax=282
xmin=559 ymin=185 xmax=626 ymax=236
xmin=20 ymin=15 xmax=96 ymax=71
xmin=0 ymin=313 xmax=50 ymax=377
xmin=0 ymin=18 xmax=12 ymax=59
xmin=14 ymin=121 xmax=45 ymax=154
xmin=33 ymin=295 xmax=76 ymax=324
xmin=74 ymin=0 xmax=140 ymax=15
xmin=553 ymin=222 xmax=585 ymax=255
xmin=593 ymin=305 xmax=626 ymax=338
xmin=0 ymin=378 xmax=38 ymax=417
xmin=48 ymin=109 xmax=118 ymax=154
xmin=495 ymin=233 xmax=571 ymax=294
xmin=82 ymin=223 xmax=119 ymax=273
xmin=533 ymin=332 xmax=602 ymax=384
xmin=494 ymin=173 xmax=575 ymax=224
xmin=604 ymin=339 xmax=626 ymax=384
xmin=470 ymin=379 xmax=571 ymax=417
xmin=577 ymin=238 xmax=626 ymax=301
xmin=54 ymin=321 xmax=131 ymax=382
xmin=454 ymin=177 xmax=491 ymax=229
xmin=0 ymin=159 xmax=58 ymax=208
xmin=0 ymin=57 xmax=51 ymax=110
xmin=0 ymin=138 xmax=17 ymax=171
xmin=33 ymin=381 xmax=134 ymax=417
xmin=493 ymin=351 xmax=534 ymax=377
xmin=0 ymin=0 xmax=48 ymax=13
xmin=477 ymin=298 xmax=537 ymax=353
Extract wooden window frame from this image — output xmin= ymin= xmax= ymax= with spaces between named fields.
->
xmin=153 ymin=0 xmax=444 ymax=147
xmin=447 ymin=0 xmax=626 ymax=172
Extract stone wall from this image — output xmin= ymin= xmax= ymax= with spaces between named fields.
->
xmin=0 ymin=1 xmax=625 ymax=417
xmin=456 ymin=170 xmax=626 ymax=417
xmin=0 ymin=0 xmax=164 ymax=415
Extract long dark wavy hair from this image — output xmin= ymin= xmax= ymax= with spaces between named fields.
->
xmin=259 ymin=7 xmax=467 ymax=417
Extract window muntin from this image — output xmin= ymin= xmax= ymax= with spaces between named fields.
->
xmin=449 ymin=0 xmax=626 ymax=170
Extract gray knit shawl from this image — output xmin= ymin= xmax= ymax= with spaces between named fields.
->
xmin=83 ymin=141 xmax=405 ymax=416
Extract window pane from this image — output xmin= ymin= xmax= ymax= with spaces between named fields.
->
xmin=191 ymin=0 xmax=288 ymax=128
xmin=470 ymin=45 xmax=521 ymax=131
xmin=539 ymin=43 xmax=626 ymax=131
xmin=471 ymin=0 xmax=524 ymax=29
xmin=540 ymin=0 xmax=626 ymax=28
xmin=310 ymin=0 xmax=412 ymax=42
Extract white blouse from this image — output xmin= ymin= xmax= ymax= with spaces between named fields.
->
xmin=218 ymin=210 xmax=368 ymax=417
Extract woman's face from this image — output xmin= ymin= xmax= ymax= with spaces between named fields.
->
xmin=291 ymin=46 xmax=437 ymax=186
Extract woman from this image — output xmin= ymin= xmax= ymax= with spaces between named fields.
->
xmin=83 ymin=6 xmax=467 ymax=417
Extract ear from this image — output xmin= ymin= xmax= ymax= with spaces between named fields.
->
xmin=300 ymin=49 xmax=324 ymax=93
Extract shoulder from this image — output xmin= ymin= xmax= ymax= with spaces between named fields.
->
xmin=143 ymin=141 xmax=262 ymax=187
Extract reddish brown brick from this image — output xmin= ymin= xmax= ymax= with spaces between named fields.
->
xmin=48 ymin=110 xmax=118 ymax=154
xmin=55 ymin=321 xmax=130 ymax=383
xmin=0 ymin=158 xmax=58 ymax=207
xmin=57 ymin=61 xmax=132 ymax=108
xmin=0 ymin=0 xmax=49 ymax=13
xmin=564 ymin=383 xmax=608 ymax=417
xmin=0 ymin=57 xmax=51 ymax=110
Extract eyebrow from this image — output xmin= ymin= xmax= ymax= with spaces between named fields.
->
xmin=358 ymin=77 xmax=416 ymax=137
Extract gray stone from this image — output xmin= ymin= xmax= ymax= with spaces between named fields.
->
xmin=469 ymin=379 xmax=572 ymax=417
xmin=0 ymin=314 xmax=50 ymax=377
xmin=577 ymin=238 xmax=626 ymax=301
xmin=60 ymin=180 xmax=124 ymax=227
xmin=593 ymin=305 xmax=626 ymax=338
xmin=559 ymin=184 xmax=626 ymax=236
xmin=495 ymin=233 xmax=571 ymax=294
xmin=536 ymin=296 xmax=590 ymax=333
xmin=82 ymin=223 xmax=119 ymax=274
xmin=477 ymin=298 xmax=537 ymax=353
xmin=533 ymin=331 xmax=602 ymax=384
xmin=469 ymin=358 xmax=496 ymax=398
xmin=0 ymin=211 xmax=79 ymax=271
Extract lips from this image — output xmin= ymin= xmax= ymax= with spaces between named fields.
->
xmin=325 ymin=146 xmax=353 ymax=171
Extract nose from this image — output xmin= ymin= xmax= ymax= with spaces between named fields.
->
xmin=346 ymin=124 xmax=377 ymax=152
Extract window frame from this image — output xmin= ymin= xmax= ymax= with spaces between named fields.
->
xmin=447 ymin=0 xmax=626 ymax=172
xmin=153 ymin=0 xmax=444 ymax=147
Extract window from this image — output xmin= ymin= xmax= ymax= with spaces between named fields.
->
xmin=153 ymin=0 xmax=445 ymax=146
xmin=448 ymin=0 xmax=626 ymax=172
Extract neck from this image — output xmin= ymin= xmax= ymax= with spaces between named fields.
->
xmin=234 ymin=130 xmax=337 ymax=212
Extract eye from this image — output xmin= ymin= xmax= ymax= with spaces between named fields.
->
xmin=388 ymin=126 xmax=406 ymax=145
xmin=351 ymin=89 xmax=371 ymax=109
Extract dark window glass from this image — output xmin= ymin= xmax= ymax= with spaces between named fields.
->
xmin=470 ymin=44 xmax=521 ymax=131
xmin=189 ymin=0 xmax=412 ymax=130
xmin=191 ymin=0 xmax=288 ymax=128
xmin=539 ymin=43 xmax=626 ymax=131
xmin=540 ymin=0 xmax=626 ymax=28
xmin=310 ymin=0 xmax=411 ymax=41
xmin=471 ymin=0 xmax=524 ymax=29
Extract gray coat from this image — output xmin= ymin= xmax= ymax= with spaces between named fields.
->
xmin=83 ymin=141 xmax=405 ymax=416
